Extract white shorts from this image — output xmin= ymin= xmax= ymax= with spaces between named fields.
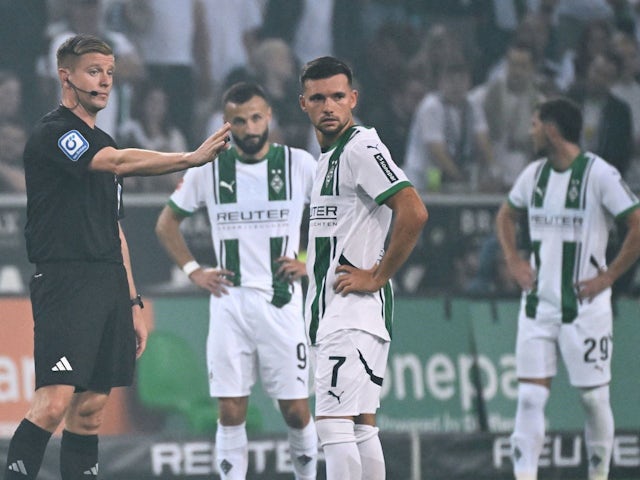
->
xmin=312 ymin=329 xmax=390 ymax=417
xmin=515 ymin=309 xmax=613 ymax=387
xmin=206 ymin=287 xmax=310 ymax=399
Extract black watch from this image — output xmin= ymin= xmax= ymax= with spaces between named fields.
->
xmin=130 ymin=294 xmax=144 ymax=309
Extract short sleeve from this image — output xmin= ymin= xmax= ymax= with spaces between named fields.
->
xmin=348 ymin=131 xmax=411 ymax=205
xmin=508 ymin=161 xmax=539 ymax=210
xmin=168 ymin=165 xmax=206 ymax=215
xmin=596 ymin=162 xmax=640 ymax=218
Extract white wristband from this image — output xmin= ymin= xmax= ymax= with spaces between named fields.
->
xmin=181 ymin=260 xmax=201 ymax=277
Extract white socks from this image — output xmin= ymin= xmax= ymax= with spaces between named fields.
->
xmin=287 ymin=418 xmax=318 ymax=480
xmin=215 ymin=421 xmax=248 ymax=480
xmin=316 ymin=418 xmax=361 ymax=479
xmin=580 ymin=385 xmax=614 ymax=480
xmin=355 ymin=424 xmax=385 ymax=479
xmin=511 ymin=383 xmax=549 ymax=479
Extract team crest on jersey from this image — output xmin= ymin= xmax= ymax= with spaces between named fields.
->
xmin=324 ymin=158 xmax=338 ymax=189
xmin=58 ymin=130 xmax=89 ymax=161
xmin=568 ymin=179 xmax=580 ymax=203
xmin=270 ymin=168 xmax=284 ymax=193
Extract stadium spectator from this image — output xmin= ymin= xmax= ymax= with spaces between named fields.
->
xmin=404 ymin=61 xmax=495 ymax=194
xmin=155 ymin=82 xmax=318 ymax=480
xmin=556 ymin=18 xmax=613 ymax=92
xmin=117 ymin=82 xmax=188 ymax=192
xmin=251 ymin=38 xmax=310 ymax=149
xmin=365 ymin=68 xmax=427 ymax=166
xmin=45 ymin=0 xmax=145 ymax=136
xmin=0 ymin=123 xmax=28 ymax=193
xmin=480 ymin=41 xmax=544 ymax=191
xmin=611 ymin=28 xmax=640 ymax=191
xmin=0 ymin=0 xmax=48 ymax=124
xmin=201 ymin=0 xmax=264 ymax=99
xmin=408 ymin=22 xmax=467 ymax=93
xmin=496 ymin=96 xmax=640 ymax=480
xmin=115 ymin=0 xmax=211 ymax=148
xmin=358 ymin=21 xmax=423 ymax=121
xmin=0 ymin=70 xmax=26 ymax=127
xmin=567 ymin=49 xmax=633 ymax=176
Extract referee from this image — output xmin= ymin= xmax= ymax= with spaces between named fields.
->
xmin=3 ymin=34 xmax=230 ymax=480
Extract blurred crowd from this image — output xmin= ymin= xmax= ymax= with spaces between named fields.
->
xmin=3 ymin=0 xmax=640 ymax=196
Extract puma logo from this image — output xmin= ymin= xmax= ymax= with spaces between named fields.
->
xmin=220 ymin=180 xmax=235 ymax=193
xmin=366 ymin=144 xmax=381 ymax=151
xmin=328 ymin=390 xmax=344 ymax=404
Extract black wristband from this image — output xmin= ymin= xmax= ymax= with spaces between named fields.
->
xmin=130 ymin=294 xmax=144 ymax=309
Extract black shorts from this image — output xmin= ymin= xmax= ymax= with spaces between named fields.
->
xmin=30 ymin=262 xmax=136 ymax=392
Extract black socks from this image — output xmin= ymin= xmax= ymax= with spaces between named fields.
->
xmin=4 ymin=419 xmax=52 ymax=479
xmin=60 ymin=430 xmax=99 ymax=479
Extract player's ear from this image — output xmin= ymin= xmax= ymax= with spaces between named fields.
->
xmin=299 ymin=94 xmax=307 ymax=112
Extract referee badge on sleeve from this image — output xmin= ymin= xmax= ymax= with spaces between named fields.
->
xmin=58 ymin=130 xmax=90 ymax=161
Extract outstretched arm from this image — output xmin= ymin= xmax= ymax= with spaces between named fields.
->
xmin=90 ymin=122 xmax=231 ymax=176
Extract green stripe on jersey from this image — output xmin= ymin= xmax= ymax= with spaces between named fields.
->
xmin=525 ymin=240 xmax=541 ymax=318
xmin=532 ymin=161 xmax=552 ymax=207
xmin=267 ymin=144 xmax=288 ymax=201
xmin=321 ymin=126 xmax=358 ymax=196
xmin=383 ymin=281 xmax=394 ymax=339
xmin=561 ymin=242 xmax=579 ymax=323
xmin=222 ymin=239 xmax=241 ymax=286
xmin=270 ymin=236 xmax=292 ymax=307
xmin=309 ymin=236 xmax=333 ymax=344
xmin=217 ymin=149 xmax=237 ymax=204
xmin=565 ymin=153 xmax=590 ymax=209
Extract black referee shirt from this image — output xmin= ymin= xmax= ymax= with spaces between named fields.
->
xmin=24 ymin=106 xmax=124 ymax=264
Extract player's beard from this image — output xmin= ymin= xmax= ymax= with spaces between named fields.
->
xmin=233 ymin=129 xmax=269 ymax=156
xmin=533 ymin=132 xmax=551 ymax=158
xmin=316 ymin=117 xmax=349 ymax=138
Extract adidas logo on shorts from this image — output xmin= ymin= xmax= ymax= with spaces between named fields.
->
xmin=51 ymin=356 xmax=73 ymax=372
xmin=83 ymin=463 xmax=99 ymax=475
xmin=8 ymin=460 xmax=27 ymax=475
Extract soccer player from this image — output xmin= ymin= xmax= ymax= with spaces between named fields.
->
xmin=496 ymin=97 xmax=640 ymax=480
xmin=298 ymin=56 xmax=428 ymax=479
xmin=155 ymin=82 xmax=318 ymax=480
xmin=3 ymin=34 xmax=231 ymax=479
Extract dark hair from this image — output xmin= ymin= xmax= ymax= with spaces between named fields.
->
xmin=537 ymin=97 xmax=583 ymax=143
xmin=222 ymin=82 xmax=269 ymax=106
xmin=56 ymin=34 xmax=113 ymax=68
xmin=594 ymin=49 xmax=624 ymax=77
xmin=300 ymin=56 xmax=353 ymax=87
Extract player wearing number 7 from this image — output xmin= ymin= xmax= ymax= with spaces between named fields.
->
xmin=299 ymin=56 xmax=428 ymax=479
xmin=496 ymin=97 xmax=640 ymax=480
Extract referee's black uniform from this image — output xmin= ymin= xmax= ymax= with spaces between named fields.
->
xmin=24 ymin=105 xmax=136 ymax=392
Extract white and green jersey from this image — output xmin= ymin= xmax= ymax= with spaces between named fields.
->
xmin=169 ymin=144 xmax=316 ymax=307
xmin=305 ymin=126 xmax=412 ymax=345
xmin=508 ymin=151 xmax=640 ymax=322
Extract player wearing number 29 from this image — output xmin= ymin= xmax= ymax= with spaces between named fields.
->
xmin=496 ymin=97 xmax=640 ymax=480
xmin=299 ymin=56 xmax=428 ymax=479
xmin=155 ymin=82 xmax=317 ymax=480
